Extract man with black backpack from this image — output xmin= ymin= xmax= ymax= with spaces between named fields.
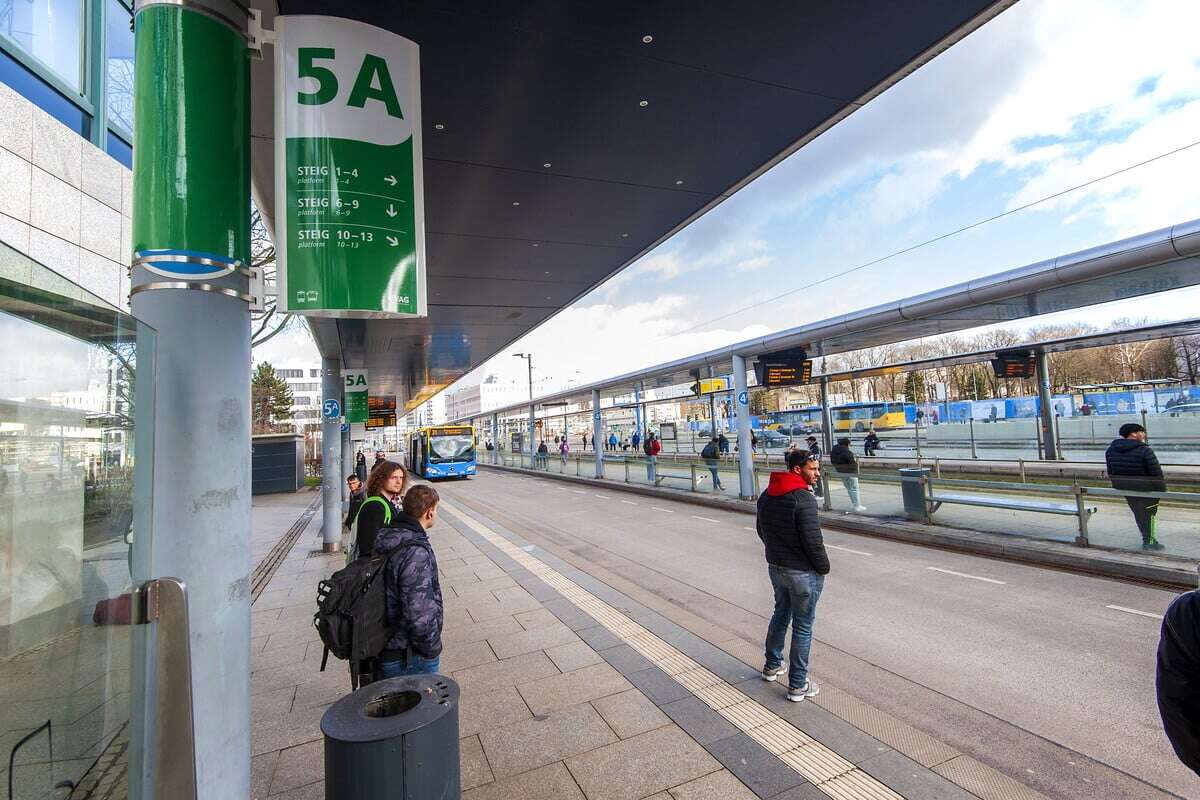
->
xmin=374 ymin=485 xmax=444 ymax=678
xmin=701 ymin=437 xmax=724 ymax=491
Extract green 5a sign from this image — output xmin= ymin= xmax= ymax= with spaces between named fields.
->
xmin=342 ymin=369 xmax=368 ymax=423
xmin=275 ymin=16 xmax=427 ymax=318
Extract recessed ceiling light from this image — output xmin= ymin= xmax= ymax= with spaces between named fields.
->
xmin=638 ymin=99 xmax=649 ymax=107
xmin=545 ymin=296 xmax=552 ymax=300
xmin=642 ymin=35 xmax=653 ymax=44
xmin=675 ymin=179 xmax=684 ymax=185
xmin=532 ymin=242 xmax=539 ymax=247
xmin=434 ymin=123 xmax=444 ymax=130
xmin=621 ymin=233 xmax=629 ymax=238
xmin=543 ymin=162 xmax=552 ymax=168
xmin=512 ymin=201 xmax=520 ymax=206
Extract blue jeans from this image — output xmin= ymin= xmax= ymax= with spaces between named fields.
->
xmin=764 ymin=566 xmax=824 ymax=690
xmin=377 ymin=653 xmax=440 ymax=678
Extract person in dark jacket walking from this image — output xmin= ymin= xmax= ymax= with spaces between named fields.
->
xmin=352 ymin=461 xmax=407 ymax=560
xmin=701 ymin=437 xmax=724 ymax=491
xmin=829 ymin=438 xmax=866 ymax=512
xmin=374 ymin=485 xmax=444 ymax=677
xmin=1158 ymin=589 xmax=1200 ymax=778
xmin=355 ymin=450 xmax=368 ymax=482
xmin=863 ymin=430 xmax=881 ymax=457
xmin=756 ymin=449 xmax=830 ymax=702
xmin=1105 ymin=423 xmax=1166 ymax=550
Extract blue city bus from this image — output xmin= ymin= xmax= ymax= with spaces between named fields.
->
xmin=408 ymin=425 xmax=477 ymax=479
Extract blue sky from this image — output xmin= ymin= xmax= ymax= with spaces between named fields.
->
xmin=261 ymin=0 xmax=1200 ymax=393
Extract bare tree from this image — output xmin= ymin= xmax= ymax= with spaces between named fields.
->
xmin=250 ymin=202 xmax=295 ymax=349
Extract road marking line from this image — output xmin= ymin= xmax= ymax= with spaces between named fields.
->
xmin=573 ymin=490 xmax=587 ymax=494
xmin=650 ymin=506 xmax=673 ymax=513
xmin=743 ymin=526 xmax=756 ymax=532
xmin=1106 ymin=604 xmax=1163 ymax=620
xmin=926 ymin=567 xmax=1006 ymax=585
xmin=621 ymin=500 xmax=638 ymax=505
xmin=827 ymin=544 xmax=872 ymax=556
xmin=691 ymin=515 xmax=719 ymax=523
xmin=440 ymin=498 xmax=903 ymax=800
xmin=594 ymin=494 xmax=610 ymax=499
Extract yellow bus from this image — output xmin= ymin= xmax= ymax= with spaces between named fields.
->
xmin=832 ymin=402 xmax=906 ymax=432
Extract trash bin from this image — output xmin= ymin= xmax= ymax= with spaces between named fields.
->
xmin=322 ymin=674 xmax=461 ymax=799
xmin=899 ymin=467 xmax=931 ymax=521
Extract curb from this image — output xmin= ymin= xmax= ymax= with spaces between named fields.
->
xmin=479 ymin=462 xmax=1197 ymax=590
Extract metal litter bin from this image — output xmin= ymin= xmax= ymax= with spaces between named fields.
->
xmin=322 ymin=674 xmax=460 ymax=799
xmin=899 ymin=467 xmax=931 ymax=521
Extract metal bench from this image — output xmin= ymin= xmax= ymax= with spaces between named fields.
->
xmin=923 ymin=477 xmax=1096 ymax=543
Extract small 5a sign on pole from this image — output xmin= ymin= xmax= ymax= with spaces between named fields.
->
xmin=275 ymin=16 xmax=426 ymax=317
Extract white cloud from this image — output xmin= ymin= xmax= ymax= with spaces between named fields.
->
xmin=252 ymin=318 xmax=321 ymax=367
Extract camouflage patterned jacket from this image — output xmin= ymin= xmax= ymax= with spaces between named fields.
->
xmin=373 ymin=514 xmax=444 ymax=659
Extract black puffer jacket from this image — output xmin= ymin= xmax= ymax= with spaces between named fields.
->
xmin=756 ymin=472 xmax=829 ymax=574
xmin=1159 ymin=590 xmax=1200 ymax=777
xmin=829 ymin=443 xmax=857 ymax=474
xmin=1105 ymin=438 xmax=1166 ymax=492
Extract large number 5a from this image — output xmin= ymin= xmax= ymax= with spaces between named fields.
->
xmin=297 ymin=47 xmax=338 ymax=105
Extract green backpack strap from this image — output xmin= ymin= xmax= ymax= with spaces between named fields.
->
xmin=354 ymin=496 xmax=393 ymax=527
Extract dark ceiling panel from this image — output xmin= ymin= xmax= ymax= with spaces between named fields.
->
xmin=275 ymin=0 xmax=1010 ymax=410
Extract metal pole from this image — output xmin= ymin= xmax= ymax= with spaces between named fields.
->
xmin=592 ymin=389 xmax=604 ymax=479
xmin=969 ymin=416 xmax=978 ymax=459
xmin=732 ymin=354 xmax=754 ymax=499
xmin=129 ymin=1 xmax=251 ymax=795
xmin=528 ymin=404 xmax=536 ymax=457
xmin=819 ymin=377 xmax=833 ymax=456
xmin=491 ymin=412 xmax=499 ymax=455
xmin=320 ymin=359 xmax=342 ymax=552
xmin=1036 ymin=350 xmax=1057 ymax=461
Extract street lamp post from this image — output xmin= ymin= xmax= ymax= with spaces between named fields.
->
xmin=513 ymin=353 xmax=534 ymax=455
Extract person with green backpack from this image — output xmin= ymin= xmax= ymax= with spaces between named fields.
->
xmin=349 ymin=460 xmax=408 ymax=561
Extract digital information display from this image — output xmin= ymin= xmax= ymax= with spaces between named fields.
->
xmin=366 ymin=395 xmax=397 ymax=429
xmin=754 ymin=359 xmax=812 ymax=388
xmin=990 ymin=355 xmax=1036 ymax=379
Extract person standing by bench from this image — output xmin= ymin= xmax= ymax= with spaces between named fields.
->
xmin=1105 ymin=423 xmax=1166 ymax=551
xmin=829 ymin=437 xmax=866 ymax=512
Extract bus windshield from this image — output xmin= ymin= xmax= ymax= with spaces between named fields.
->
xmin=429 ymin=434 xmax=475 ymax=463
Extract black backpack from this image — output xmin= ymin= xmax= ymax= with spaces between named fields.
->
xmin=701 ymin=442 xmax=717 ymax=460
xmin=314 ymin=541 xmax=418 ymax=688
xmin=643 ymin=439 xmax=654 ymax=456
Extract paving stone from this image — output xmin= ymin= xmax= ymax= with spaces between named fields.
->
xmin=488 ymin=621 xmax=581 ymax=659
xmin=516 ymin=577 xmax=562 ymax=602
xmin=466 ymin=592 xmax=543 ymax=622
xmin=544 ymin=640 xmax=604 ymax=672
xmin=591 ymin=688 xmax=671 ymax=738
xmin=514 ymin=607 xmax=560 ymax=630
xmin=440 ymin=639 xmax=498 ymax=673
xmin=565 ymin=724 xmax=721 ymax=800
xmin=442 ymin=615 xmax=523 ymax=646
xmin=479 ymin=702 xmax=618 ymax=779
xmin=252 ymin=685 xmax=297 ymax=719
xmin=462 ymin=761 xmax=585 ymax=800
xmin=576 ymin=625 xmax=622 ymax=651
xmin=543 ymin=598 xmax=599 ymax=631
xmin=518 ymin=662 xmax=632 ymax=716
xmin=626 ymin=667 xmax=692 ymax=706
xmin=251 ymin=703 xmax=327 ymax=756
xmin=668 ymin=769 xmax=758 ymax=800
xmin=767 ymin=784 xmax=829 ymax=800
xmin=457 ymin=685 xmax=533 ymax=738
xmin=460 ymin=734 xmax=494 ymax=791
xmin=858 ymin=750 xmax=977 ymax=800
xmin=266 ymin=780 xmax=324 ymax=799
xmin=250 ymin=752 xmax=278 ymax=799
xmin=705 ymin=733 xmax=807 ymax=798
xmin=270 ymin=739 xmax=323 ymax=794
xmin=598 ymin=643 xmax=656 ymax=677
xmin=659 ymin=696 xmax=740 ymax=746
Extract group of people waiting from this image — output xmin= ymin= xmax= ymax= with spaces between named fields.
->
xmin=342 ymin=457 xmax=445 ymax=680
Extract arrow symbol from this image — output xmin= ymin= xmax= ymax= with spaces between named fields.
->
xmin=384 ymin=175 xmax=397 ymax=186
xmin=386 ymin=204 xmax=397 ymax=217
xmin=386 ymin=236 xmax=399 ymax=247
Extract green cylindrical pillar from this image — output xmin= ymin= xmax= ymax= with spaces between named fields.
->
xmin=132 ymin=2 xmax=250 ymax=278
xmin=129 ymin=2 xmax=252 ymax=798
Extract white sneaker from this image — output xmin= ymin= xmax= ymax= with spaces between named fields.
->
xmin=853 ymin=505 xmax=867 ymax=512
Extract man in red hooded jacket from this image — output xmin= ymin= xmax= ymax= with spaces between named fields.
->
xmin=756 ymin=448 xmax=830 ymax=702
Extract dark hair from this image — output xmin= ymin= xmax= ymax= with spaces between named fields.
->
xmin=837 ymin=437 xmax=851 ymax=445
xmin=367 ymin=460 xmax=407 ymax=498
xmin=1119 ymin=423 xmax=1146 ymax=438
xmin=786 ymin=449 xmax=818 ymax=470
xmin=403 ymin=484 xmax=439 ymax=518
xmin=346 ymin=474 xmax=360 ymax=483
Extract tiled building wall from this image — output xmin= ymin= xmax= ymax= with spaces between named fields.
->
xmin=0 ymin=82 xmax=131 ymax=312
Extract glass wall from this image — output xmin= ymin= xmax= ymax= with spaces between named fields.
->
xmin=0 ymin=242 xmax=153 ymax=799
xmin=104 ymin=0 xmax=133 ymax=136
xmin=0 ymin=0 xmax=84 ymax=91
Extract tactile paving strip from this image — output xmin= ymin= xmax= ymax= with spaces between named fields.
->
xmin=442 ymin=499 xmax=914 ymax=799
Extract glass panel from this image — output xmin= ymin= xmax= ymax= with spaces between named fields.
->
xmin=0 ymin=0 xmax=84 ymax=91
xmin=0 ymin=241 xmax=154 ymax=799
xmin=104 ymin=0 xmax=133 ymax=134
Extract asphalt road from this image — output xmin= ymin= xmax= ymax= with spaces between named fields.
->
xmin=435 ymin=469 xmax=1197 ymax=800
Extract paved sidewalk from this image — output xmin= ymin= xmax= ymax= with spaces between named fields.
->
xmin=247 ymin=489 xmax=1042 ymax=799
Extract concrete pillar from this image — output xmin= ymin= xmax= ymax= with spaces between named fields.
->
xmin=320 ymin=358 xmax=342 ymax=550
xmin=732 ymin=355 xmax=755 ymax=499
xmin=1036 ymin=350 xmax=1058 ymax=461
xmin=128 ymin=0 xmax=251 ymax=794
xmin=592 ymin=388 xmax=604 ymax=478
xmin=528 ymin=404 xmax=536 ymax=456
xmin=819 ymin=377 xmax=833 ymax=455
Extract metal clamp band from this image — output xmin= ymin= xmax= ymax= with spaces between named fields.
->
xmin=132 ymin=253 xmax=248 ymax=281
xmin=130 ymin=281 xmax=255 ymax=304
xmin=134 ymin=0 xmax=251 ymax=37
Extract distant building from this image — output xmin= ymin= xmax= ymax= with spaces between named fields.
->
xmin=264 ymin=365 xmax=323 ymax=430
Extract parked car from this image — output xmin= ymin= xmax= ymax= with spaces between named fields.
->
xmin=1166 ymin=403 xmax=1200 ymax=416
xmin=757 ymin=430 xmax=792 ymax=449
